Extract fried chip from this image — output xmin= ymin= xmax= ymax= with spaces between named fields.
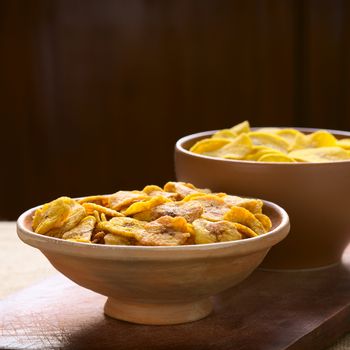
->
xmin=275 ymin=128 xmax=304 ymax=146
xmin=222 ymin=195 xmax=263 ymax=214
xmin=230 ymin=120 xmax=250 ymax=134
xmin=104 ymin=233 xmax=133 ymax=245
xmin=142 ymin=185 xmax=178 ymax=200
xmin=134 ymin=200 xmax=203 ymax=223
xmin=258 ymin=153 xmax=296 ymax=162
xmin=291 ymin=130 xmax=337 ymax=150
xmin=83 ymin=203 xmax=123 ymax=217
xmin=78 ymin=195 xmax=109 ymax=206
xmin=108 ymin=190 xmax=149 ymax=211
xmin=192 ymin=219 xmax=242 ymax=244
xmin=182 ymin=194 xmax=230 ymax=221
xmin=289 ymin=147 xmax=350 ymax=162
xmin=62 ymin=215 xmax=96 ymax=241
xmin=337 ymin=138 xmax=350 ymax=150
xmin=164 ymin=182 xmax=211 ymax=199
xmin=33 ymin=197 xmax=86 ymax=238
xmin=255 ymin=213 xmax=272 ymax=232
xmin=248 ymin=132 xmax=290 ymax=153
xmin=245 ymin=146 xmax=281 ymax=161
xmin=212 ymin=129 xmax=237 ymax=139
xmin=232 ymin=223 xmax=258 ymax=238
xmin=135 ymin=216 xmax=192 ymax=246
xmin=189 ymin=138 xmax=231 ymax=154
xmin=209 ymin=134 xmax=253 ymax=160
xmin=122 ymin=196 xmax=170 ymax=216
xmin=256 ymin=127 xmax=281 ymax=133
xmin=224 ymin=206 xmax=266 ymax=235
xmin=97 ymin=217 xmax=147 ymax=238
xmin=33 ymin=197 xmax=72 ymax=234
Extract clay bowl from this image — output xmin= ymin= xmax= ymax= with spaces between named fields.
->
xmin=175 ymin=127 xmax=350 ymax=270
xmin=17 ymin=200 xmax=289 ymax=325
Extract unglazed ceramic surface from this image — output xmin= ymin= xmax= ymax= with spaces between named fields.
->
xmin=17 ymin=200 xmax=289 ymax=325
xmin=175 ymin=127 xmax=350 ymax=270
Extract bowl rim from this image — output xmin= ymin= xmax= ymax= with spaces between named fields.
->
xmin=176 ymin=127 xmax=350 ymax=166
xmin=17 ymin=199 xmax=290 ymax=260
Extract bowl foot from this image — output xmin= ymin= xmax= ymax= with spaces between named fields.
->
xmin=104 ymin=297 xmax=213 ymax=325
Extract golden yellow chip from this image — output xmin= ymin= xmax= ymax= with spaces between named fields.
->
xmin=189 ymin=138 xmax=231 ymax=154
xmin=248 ymin=132 xmax=290 ymax=153
xmin=108 ymin=190 xmax=149 ymax=211
xmin=255 ymin=213 xmax=272 ymax=232
xmin=62 ymin=215 xmax=96 ymax=241
xmin=257 ymin=153 xmax=296 ymax=162
xmin=123 ymin=196 xmax=170 ymax=216
xmin=275 ymin=128 xmax=304 ymax=146
xmin=164 ymin=182 xmax=211 ymax=199
xmin=142 ymin=185 xmax=178 ymax=200
xmin=337 ymin=138 xmax=350 ymax=150
xmin=289 ymin=147 xmax=350 ymax=162
xmin=78 ymin=195 xmax=108 ymax=206
xmin=232 ymin=222 xmax=258 ymax=238
xmin=134 ymin=200 xmax=203 ymax=223
xmin=33 ymin=197 xmax=86 ymax=238
xmin=33 ymin=197 xmax=72 ymax=234
xmin=230 ymin=120 xmax=250 ymax=134
xmin=245 ymin=146 xmax=282 ymax=161
xmin=224 ymin=206 xmax=266 ymax=235
xmin=136 ymin=216 xmax=192 ymax=246
xmin=104 ymin=233 xmax=132 ymax=245
xmin=255 ymin=127 xmax=281 ymax=133
xmin=83 ymin=203 xmax=124 ymax=217
xmin=209 ymin=134 xmax=253 ymax=159
xmin=291 ymin=130 xmax=337 ymax=150
xmin=192 ymin=219 xmax=242 ymax=244
xmin=97 ymin=217 xmax=147 ymax=238
xmin=222 ymin=195 xmax=263 ymax=214
xmin=212 ymin=129 xmax=237 ymax=139
xmin=182 ymin=194 xmax=229 ymax=221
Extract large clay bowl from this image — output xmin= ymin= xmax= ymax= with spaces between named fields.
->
xmin=17 ymin=200 xmax=289 ymax=325
xmin=175 ymin=127 xmax=350 ymax=270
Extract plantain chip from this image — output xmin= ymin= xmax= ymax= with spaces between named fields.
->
xmin=104 ymin=233 xmax=133 ymax=245
xmin=258 ymin=153 xmax=296 ymax=163
xmin=135 ymin=216 xmax=192 ymax=246
xmin=108 ymin=190 xmax=149 ymax=211
xmin=164 ymin=181 xmax=211 ymax=199
xmin=255 ymin=213 xmax=272 ymax=232
xmin=33 ymin=197 xmax=86 ymax=238
xmin=289 ymin=147 xmax=350 ymax=162
xmin=189 ymin=138 xmax=231 ymax=154
xmin=97 ymin=217 xmax=147 ymax=238
xmin=337 ymin=138 xmax=350 ymax=150
xmin=230 ymin=120 xmax=250 ymax=134
xmin=222 ymin=195 xmax=263 ymax=214
xmin=192 ymin=218 xmax=242 ymax=244
xmin=123 ymin=196 xmax=170 ymax=216
xmin=248 ymin=132 xmax=290 ymax=153
xmin=83 ymin=203 xmax=123 ymax=217
xmin=224 ymin=206 xmax=266 ymax=235
xmin=182 ymin=194 xmax=230 ymax=221
xmin=212 ymin=129 xmax=237 ymax=139
xmin=62 ymin=215 xmax=96 ymax=241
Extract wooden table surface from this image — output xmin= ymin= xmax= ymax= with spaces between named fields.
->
xmin=0 ymin=222 xmax=349 ymax=349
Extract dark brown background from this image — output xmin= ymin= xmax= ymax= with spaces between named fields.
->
xmin=1 ymin=0 xmax=350 ymax=220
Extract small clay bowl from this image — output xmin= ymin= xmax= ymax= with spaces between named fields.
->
xmin=17 ymin=199 xmax=289 ymax=325
xmin=175 ymin=127 xmax=350 ymax=270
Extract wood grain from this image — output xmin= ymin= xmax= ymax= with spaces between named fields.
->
xmin=1 ymin=249 xmax=350 ymax=350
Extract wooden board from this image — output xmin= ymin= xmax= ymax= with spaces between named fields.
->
xmin=1 ymin=250 xmax=350 ymax=350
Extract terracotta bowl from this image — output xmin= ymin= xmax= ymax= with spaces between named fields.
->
xmin=17 ymin=200 xmax=289 ymax=325
xmin=175 ymin=127 xmax=350 ymax=270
